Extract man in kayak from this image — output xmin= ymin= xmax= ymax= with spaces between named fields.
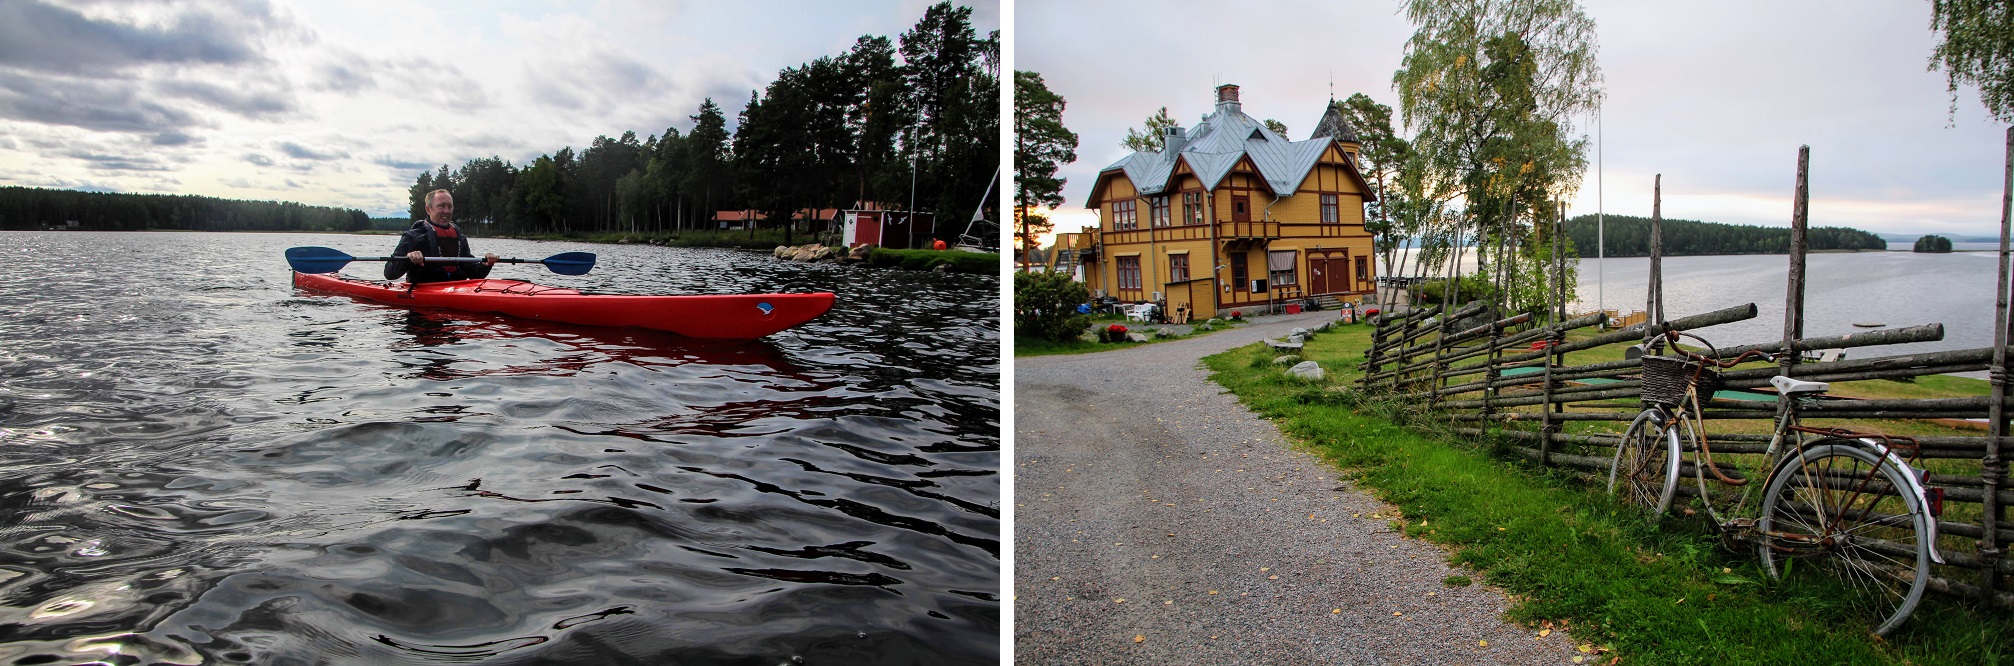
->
xmin=388 ymin=189 xmax=498 ymax=283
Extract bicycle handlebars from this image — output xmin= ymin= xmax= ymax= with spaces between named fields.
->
xmin=1655 ymin=326 xmax=1777 ymax=368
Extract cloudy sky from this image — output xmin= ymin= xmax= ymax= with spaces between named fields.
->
xmin=1017 ymin=0 xmax=2007 ymax=242
xmin=0 ymin=0 xmax=998 ymax=217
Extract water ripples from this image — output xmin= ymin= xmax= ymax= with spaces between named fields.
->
xmin=0 ymin=231 xmax=998 ymax=664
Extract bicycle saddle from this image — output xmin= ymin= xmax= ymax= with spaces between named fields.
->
xmin=1770 ymin=375 xmax=1829 ymax=395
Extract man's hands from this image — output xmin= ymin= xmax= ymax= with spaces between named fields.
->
xmin=404 ymin=252 xmax=499 ymax=266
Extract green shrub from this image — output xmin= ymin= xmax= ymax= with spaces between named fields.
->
xmin=1014 ymin=271 xmax=1091 ymax=343
xmin=1416 ymin=274 xmax=1497 ymax=304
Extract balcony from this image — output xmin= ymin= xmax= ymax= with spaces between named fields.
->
xmin=1216 ymin=219 xmax=1279 ymax=241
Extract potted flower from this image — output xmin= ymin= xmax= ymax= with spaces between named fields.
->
xmin=1104 ymin=323 xmax=1129 ymax=343
xmin=1229 ymin=310 xmax=1243 ymax=322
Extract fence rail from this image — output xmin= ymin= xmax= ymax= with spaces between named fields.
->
xmin=1357 ymin=145 xmax=2014 ymax=607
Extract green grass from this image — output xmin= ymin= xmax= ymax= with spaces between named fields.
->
xmin=1014 ymin=337 xmax=1146 ymax=356
xmin=1013 ymin=316 xmax=1252 ymax=357
xmin=863 ymin=247 xmax=999 ymax=274
xmin=1202 ymin=327 xmax=2014 ymax=665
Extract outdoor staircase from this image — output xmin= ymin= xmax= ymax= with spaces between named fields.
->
xmin=1312 ymin=294 xmax=1346 ymax=311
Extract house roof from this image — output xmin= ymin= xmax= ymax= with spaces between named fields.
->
xmin=1309 ymin=100 xmax=1362 ymax=144
xmin=1088 ymin=88 xmax=1374 ymax=208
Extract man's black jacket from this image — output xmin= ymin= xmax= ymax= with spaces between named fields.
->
xmin=385 ymin=220 xmax=492 ymax=283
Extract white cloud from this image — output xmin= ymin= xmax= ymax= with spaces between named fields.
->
xmin=1020 ymin=0 xmax=2007 ymax=243
xmin=0 ymin=0 xmax=989 ymax=217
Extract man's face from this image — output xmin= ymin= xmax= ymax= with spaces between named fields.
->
xmin=427 ymin=194 xmax=454 ymax=226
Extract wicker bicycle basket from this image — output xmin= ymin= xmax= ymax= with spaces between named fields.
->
xmin=1639 ymin=355 xmax=1721 ymax=406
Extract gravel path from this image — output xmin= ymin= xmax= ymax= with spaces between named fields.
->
xmin=1013 ymin=311 xmax=1587 ymax=665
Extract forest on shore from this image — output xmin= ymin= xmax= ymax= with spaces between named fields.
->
xmin=0 ymin=3 xmax=997 ymax=244
xmin=1562 ymin=214 xmax=1888 ymax=257
xmin=407 ymin=2 xmax=996 ymax=241
xmin=0 ymin=186 xmax=368 ymax=233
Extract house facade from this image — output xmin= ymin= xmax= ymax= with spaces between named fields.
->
xmin=1081 ymin=84 xmax=1378 ymax=318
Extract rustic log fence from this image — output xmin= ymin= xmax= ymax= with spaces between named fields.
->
xmin=1357 ymin=139 xmax=2014 ymax=607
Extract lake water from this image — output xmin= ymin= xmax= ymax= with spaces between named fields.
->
xmin=0 ymin=231 xmax=999 ymax=664
xmin=1571 ymin=251 xmax=2004 ymax=358
xmin=1384 ymin=247 xmax=2009 ymax=364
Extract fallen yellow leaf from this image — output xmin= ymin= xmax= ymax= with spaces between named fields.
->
xmin=1540 ymin=629 xmax=1551 ymax=637
xmin=1268 ymin=575 xmax=1279 ymax=580
xmin=1480 ymin=640 xmax=1489 ymax=647
xmin=1579 ymin=644 xmax=1593 ymax=653
xmin=1114 ymin=599 xmax=1126 ymax=604
xmin=1163 ymin=600 xmax=1172 ymax=605
xmin=1134 ymin=635 xmax=1145 ymax=643
xmin=1573 ymin=657 xmax=1585 ymax=664
xmin=1208 ymin=590 xmax=1219 ymax=595
xmin=1393 ymin=611 xmax=1403 ymax=616
xmin=1332 ymin=608 xmax=1341 ymax=614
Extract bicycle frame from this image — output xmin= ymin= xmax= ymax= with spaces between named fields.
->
xmin=1658 ymin=331 xmax=1944 ymax=565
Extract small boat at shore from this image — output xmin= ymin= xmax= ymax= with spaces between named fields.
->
xmin=1853 ymin=322 xmax=1884 ymax=328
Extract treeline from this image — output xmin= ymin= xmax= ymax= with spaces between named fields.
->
xmin=411 ymin=2 xmax=998 ymax=241
xmin=0 ymin=186 xmax=368 ymax=232
xmin=1563 ymin=214 xmax=1886 ymax=257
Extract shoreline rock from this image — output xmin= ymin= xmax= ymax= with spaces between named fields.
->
xmin=773 ymin=243 xmax=872 ymax=265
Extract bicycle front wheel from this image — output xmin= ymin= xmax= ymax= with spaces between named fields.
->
xmin=1757 ymin=442 xmax=1931 ymax=636
xmin=1608 ymin=409 xmax=1680 ymax=520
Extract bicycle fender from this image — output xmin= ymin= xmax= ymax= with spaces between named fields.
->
xmin=1858 ymin=438 xmax=1947 ymax=565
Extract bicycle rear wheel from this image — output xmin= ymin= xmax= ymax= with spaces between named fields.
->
xmin=1757 ymin=442 xmax=1931 ymax=636
xmin=1608 ymin=409 xmax=1680 ymax=520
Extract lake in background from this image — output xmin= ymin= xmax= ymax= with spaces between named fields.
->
xmin=0 ymin=231 xmax=999 ymax=664
xmin=1384 ymin=247 xmax=2008 ymax=368
xmin=1569 ymin=251 xmax=2003 ymax=359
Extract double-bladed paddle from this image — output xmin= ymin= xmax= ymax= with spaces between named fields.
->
xmin=285 ymin=246 xmax=597 ymax=276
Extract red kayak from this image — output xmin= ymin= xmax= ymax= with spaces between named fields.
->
xmin=292 ymin=271 xmax=833 ymax=340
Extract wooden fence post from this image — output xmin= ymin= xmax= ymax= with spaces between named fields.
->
xmin=1987 ymin=127 xmax=2013 ymax=595
xmin=1543 ymin=200 xmax=1566 ymax=465
xmin=1647 ymin=175 xmax=1663 ymax=344
xmin=1779 ymin=147 xmax=1809 ymax=426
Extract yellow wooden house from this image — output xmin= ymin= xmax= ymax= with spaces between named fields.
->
xmin=1081 ymin=84 xmax=1378 ymax=319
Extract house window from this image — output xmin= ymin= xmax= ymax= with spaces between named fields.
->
xmin=1182 ymin=191 xmax=1204 ymax=225
xmin=1230 ymin=252 xmax=1248 ymax=290
xmin=1268 ymin=250 xmax=1297 ymax=286
xmin=1113 ymin=199 xmax=1138 ymax=230
xmin=1169 ymin=254 xmax=1189 ymax=282
xmin=1355 ymin=255 xmax=1368 ymax=281
xmin=1150 ymin=196 xmax=1171 ymax=227
xmin=1321 ymin=194 xmax=1339 ymax=223
xmin=1232 ymin=195 xmax=1250 ymax=222
xmin=1117 ymin=256 xmax=1141 ymax=290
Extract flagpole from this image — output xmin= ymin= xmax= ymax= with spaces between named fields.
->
xmin=1597 ymin=94 xmax=1605 ymax=326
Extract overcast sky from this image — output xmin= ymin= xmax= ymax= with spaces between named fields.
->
xmin=0 ymin=0 xmax=998 ymax=218
xmin=1017 ymin=0 xmax=2007 ymax=242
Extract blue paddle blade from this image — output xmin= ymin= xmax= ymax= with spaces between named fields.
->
xmin=541 ymin=252 xmax=596 ymax=275
xmin=286 ymin=246 xmax=354 ymax=274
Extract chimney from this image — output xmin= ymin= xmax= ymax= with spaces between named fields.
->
xmin=1215 ymin=84 xmax=1241 ymax=113
xmin=1163 ymin=125 xmax=1187 ymax=153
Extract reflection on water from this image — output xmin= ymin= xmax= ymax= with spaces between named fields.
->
xmin=0 ymin=231 xmax=999 ymax=664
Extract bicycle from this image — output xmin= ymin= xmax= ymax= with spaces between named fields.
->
xmin=1607 ymin=328 xmax=1946 ymax=636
